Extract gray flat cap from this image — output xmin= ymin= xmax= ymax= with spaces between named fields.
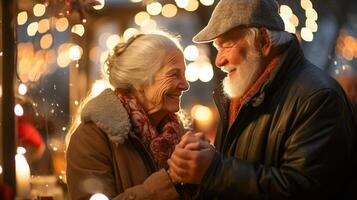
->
xmin=193 ymin=0 xmax=285 ymax=43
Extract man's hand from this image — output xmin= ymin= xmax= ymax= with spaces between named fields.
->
xmin=167 ymin=132 xmax=215 ymax=184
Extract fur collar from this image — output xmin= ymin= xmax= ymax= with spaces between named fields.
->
xmin=81 ymin=89 xmax=131 ymax=145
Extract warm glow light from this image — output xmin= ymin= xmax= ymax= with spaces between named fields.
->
xmin=17 ymin=147 xmax=26 ymax=155
xmin=14 ymin=104 xmax=24 ymax=116
xmin=301 ymin=0 xmax=312 ymax=10
xmin=200 ymin=0 xmax=214 ymax=6
xmin=162 ymin=4 xmax=178 ymax=18
xmin=185 ymin=62 xmax=200 ymax=82
xmin=17 ymin=11 xmax=28 ymax=25
xmin=18 ymin=83 xmax=28 ymax=95
xmin=199 ymin=62 xmax=214 ymax=82
xmin=93 ymin=0 xmax=105 ymax=10
xmin=140 ymin=19 xmax=157 ymax=32
xmin=286 ymin=23 xmax=296 ymax=34
xmin=279 ymin=5 xmax=293 ymax=17
xmin=106 ymin=34 xmax=120 ymax=50
xmin=305 ymin=19 xmax=318 ymax=32
xmin=147 ymin=2 xmax=162 ymax=16
xmin=191 ymin=105 xmax=213 ymax=122
xmin=184 ymin=0 xmax=199 ymax=12
xmin=40 ymin=33 xmax=53 ymax=49
xmin=92 ymin=80 xmax=111 ymax=97
xmin=175 ymin=0 xmax=189 ymax=8
xmin=57 ymin=52 xmax=71 ymax=67
xmin=69 ymin=45 xmax=83 ymax=60
xmin=130 ymin=0 xmax=142 ymax=2
xmin=123 ymin=28 xmax=139 ymax=41
xmin=38 ymin=18 xmax=50 ymax=33
xmin=290 ymin=14 xmax=299 ymax=27
xmin=90 ymin=193 xmax=109 ymax=200
xmin=33 ymin=4 xmax=46 ymax=17
xmin=305 ymin=8 xmax=318 ymax=21
xmin=301 ymin=27 xmax=313 ymax=42
xmin=184 ymin=45 xmax=199 ymax=61
xmin=135 ymin=11 xmax=151 ymax=26
xmin=55 ymin=17 xmax=69 ymax=32
xmin=71 ymin=24 xmax=85 ymax=36
xmin=27 ymin=22 xmax=38 ymax=36
xmin=0 ymin=165 xmax=2 ymax=175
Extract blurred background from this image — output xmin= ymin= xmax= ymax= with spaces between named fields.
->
xmin=0 ymin=0 xmax=356 ymax=199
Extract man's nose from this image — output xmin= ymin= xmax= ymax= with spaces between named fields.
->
xmin=215 ymin=51 xmax=228 ymax=68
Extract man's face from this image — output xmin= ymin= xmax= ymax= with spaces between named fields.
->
xmin=214 ymin=30 xmax=264 ymax=98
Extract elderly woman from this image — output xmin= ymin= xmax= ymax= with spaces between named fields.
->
xmin=66 ymin=32 xmax=190 ymax=200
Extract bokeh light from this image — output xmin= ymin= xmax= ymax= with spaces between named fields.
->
xmin=135 ymin=11 xmax=151 ymax=26
xmin=162 ymin=4 xmax=178 ymax=18
xmin=301 ymin=27 xmax=313 ymax=42
xmin=55 ymin=17 xmax=69 ymax=32
xmin=40 ymin=33 xmax=53 ymax=49
xmin=301 ymin=0 xmax=313 ymax=10
xmin=175 ymin=0 xmax=189 ymax=8
xmin=71 ymin=24 xmax=85 ymax=36
xmin=140 ymin=19 xmax=157 ymax=32
xmin=89 ymin=193 xmax=109 ymax=200
xmin=191 ymin=105 xmax=213 ymax=123
xmin=18 ymin=83 xmax=28 ymax=95
xmin=184 ymin=45 xmax=199 ymax=61
xmin=123 ymin=28 xmax=139 ymax=41
xmin=17 ymin=11 xmax=28 ymax=25
xmin=106 ymin=34 xmax=120 ymax=50
xmin=14 ymin=104 xmax=24 ymax=116
xmin=305 ymin=8 xmax=318 ymax=21
xmin=200 ymin=0 xmax=215 ymax=6
xmin=280 ymin=5 xmax=293 ymax=17
xmin=69 ymin=45 xmax=83 ymax=61
xmin=184 ymin=0 xmax=199 ymax=12
xmin=199 ymin=62 xmax=214 ymax=82
xmin=38 ymin=18 xmax=50 ymax=33
xmin=185 ymin=62 xmax=200 ymax=82
xmin=146 ymin=2 xmax=162 ymax=16
xmin=27 ymin=22 xmax=38 ymax=36
xmin=305 ymin=19 xmax=318 ymax=32
xmin=17 ymin=147 xmax=26 ymax=155
xmin=33 ymin=4 xmax=46 ymax=17
xmin=93 ymin=0 xmax=105 ymax=10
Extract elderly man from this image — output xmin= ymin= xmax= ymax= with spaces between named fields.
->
xmin=167 ymin=0 xmax=357 ymax=199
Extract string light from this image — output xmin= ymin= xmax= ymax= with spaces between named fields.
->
xmin=184 ymin=45 xmax=199 ymax=61
xmin=40 ymin=33 xmax=53 ymax=49
xmin=27 ymin=22 xmax=38 ymax=36
xmin=38 ymin=18 xmax=50 ymax=33
xmin=71 ymin=24 xmax=85 ymax=36
xmin=135 ymin=11 xmax=151 ymax=26
xmin=18 ymin=83 xmax=28 ymax=95
xmin=17 ymin=11 xmax=28 ymax=25
xmin=200 ymin=0 xmax=215 ymax=6
xmin=14 ymin=104 xmax=24 ymax=116
xmin=68 ymin=45 xmax=83 ymax=61
xmin=56 ymin=17 xmax=69 ymax=32
xmin=184 ymin=0 xmax=199 ymax=12
xmin=90 ymin=193 xmax=109 ymax=200
xmin=123 ymin=28 xmax=139 ymax=41
xmin=301 ymin=27 xmax=313 ymax=42
xmin=106 ymin=34 xmax=120 ymax=50
xmin=146 ymin=2 xmax=162 ymax=16
xmin=93 ymin=0 xmax=105 ymax=10
xmin=175 ymin=0 xmax=189 ymax=8
xmin=161 ymin=4 xmax=178 ymax=18
xmin=33 ymin=4 xmax=46 ymax=17
xmin=185 ymin=62 xmax=200 ymax=82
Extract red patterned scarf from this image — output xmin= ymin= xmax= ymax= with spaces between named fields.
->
xmin=115 ymin=89 xmax=184 ymax=169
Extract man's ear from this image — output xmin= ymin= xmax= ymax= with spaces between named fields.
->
xmin=259 ymin=28 xmax=272 ymax=57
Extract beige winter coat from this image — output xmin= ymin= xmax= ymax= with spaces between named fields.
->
xmin=66 ymin=89 xmax=179 ymax=200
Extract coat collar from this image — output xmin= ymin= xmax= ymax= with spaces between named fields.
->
xmin=81 ymin=88 xmax=131 ymax=145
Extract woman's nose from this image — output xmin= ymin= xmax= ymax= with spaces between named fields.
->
xmin=179 ymin=76 xmax=190 ymax=92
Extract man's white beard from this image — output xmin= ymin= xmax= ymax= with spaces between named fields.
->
xmin=222 ymin=48 xmax=263 ymax=98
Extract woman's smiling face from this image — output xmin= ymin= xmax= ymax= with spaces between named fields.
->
xmin=140 ymin=48 xmax=189 ymax=115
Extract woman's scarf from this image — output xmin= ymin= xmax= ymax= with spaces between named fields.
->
xmin=115 ymin=89 xmax=184 ymax=169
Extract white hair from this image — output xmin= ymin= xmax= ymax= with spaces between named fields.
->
xmin=236 ymin=27 xmax=293 ymax=48
xmin=106 ymin=32 xmax=182 ymax=92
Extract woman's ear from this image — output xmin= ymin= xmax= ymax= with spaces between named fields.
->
xmin=259 ymin=28 xmax=272 ymax=57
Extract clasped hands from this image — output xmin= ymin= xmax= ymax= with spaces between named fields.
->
xmin=167 ymin=131 xmax=215 ymax=185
